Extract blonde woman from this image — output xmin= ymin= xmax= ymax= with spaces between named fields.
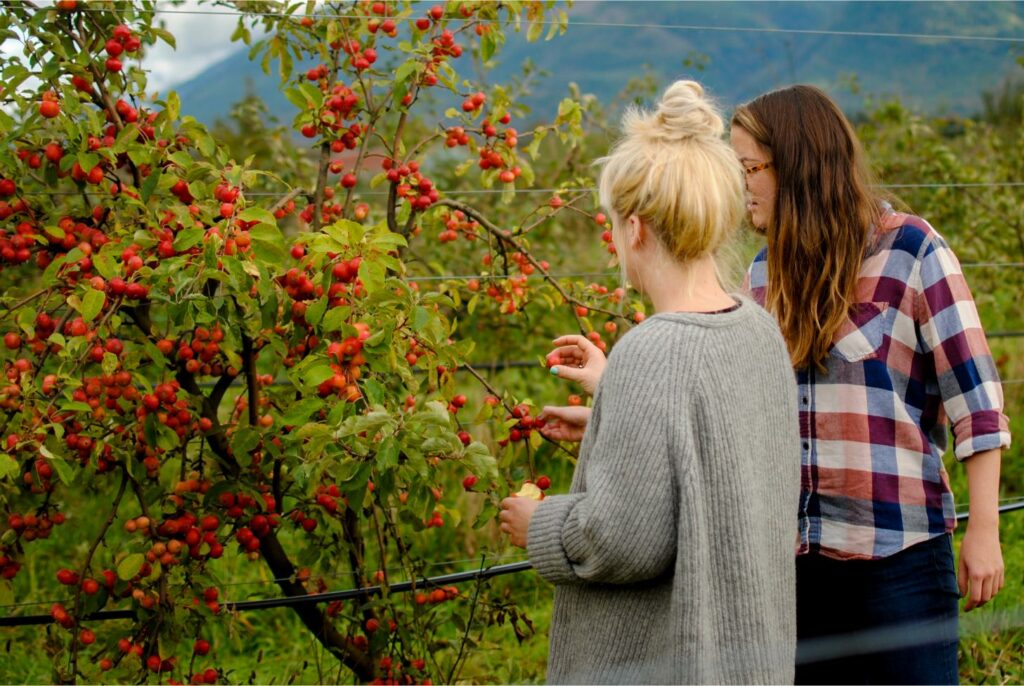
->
xmin=499 ymin=81 xmax=801 ymax=684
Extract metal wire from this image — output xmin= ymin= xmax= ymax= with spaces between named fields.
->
xmin=12 ymin=2 xmax=1024 ymax=44
xmin=10 ymin=183 xmax=1024 ymax=200
xmin=3 ymin=501 xmax=1024 ymax=625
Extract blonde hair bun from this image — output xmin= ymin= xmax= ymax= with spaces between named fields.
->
xmin=596 ymin=79 xmax=745 ymax=266
xmin=624 ymin=80 xmax=724 ymax=143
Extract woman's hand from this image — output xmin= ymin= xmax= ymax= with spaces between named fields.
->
xmin=499 ymin=496 xmax=540 ymax=548
xmin=537 ymin=405 xmax=592 ymax=443
xmin=960 ymin=448 xmax=1005 ymax=611
xmin=546 ymin=334 xmax=607 ymax=396
xmin=959 ymin=523 xmax=1005 ymax=611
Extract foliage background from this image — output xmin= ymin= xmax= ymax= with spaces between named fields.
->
xmin=0 ymin=1 xmax=1022 ymax=684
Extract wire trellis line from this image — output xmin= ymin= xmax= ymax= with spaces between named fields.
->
xmin=0 ymin=559 xmax=534 ymax=627
xmin=0 ymin=552 xmax=531 ymax=611
xmin=2 ymin=501 xmax=1024 ymax=626
xmin=10 ymin=182 xmax=1024 ymax=200
xmin=13 ymin=2 xmax=1024 ymax=44
xmin=403 ymin=262 xmax=1024 ymax=282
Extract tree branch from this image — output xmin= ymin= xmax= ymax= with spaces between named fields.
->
xmin=67 ymin=470 xmax=128 ymax=683
xmin=434 ymin=198 xmax=625 ymax=326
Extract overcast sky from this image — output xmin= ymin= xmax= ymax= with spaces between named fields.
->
xmin=0 ymin=1 xmax=244 ymax=93
xmin=144 ymin=1 xmax=244 ymax=92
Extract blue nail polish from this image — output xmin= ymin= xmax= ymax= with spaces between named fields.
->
xmin=550 ymin=366 xmax=559 ymax=376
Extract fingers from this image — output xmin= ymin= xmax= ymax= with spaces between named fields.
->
xmin=538 ymin=424 xmax=579 ymax=442
xmin=551 ymin=334 xmax=589 ymax=348
xmin=549 ymin=364 xmax=585 ymax=384
xmin=538 ymin=405 xmax=590 ymax=425
xmin=958 ymin=554 xmax=969 ymax=600
xmin=979 ymin=574 xmax=995 ymax=607
xmin=964 ymin=568 xmax=1002 ymax=611
xmin=966 ymin=573 xmax=986 ymax=612
xmin=537 ymin=406 xmax=575 ymax=422
xmin=551 ymin=335 xmax=602 ymax=358
xmin=547 ymin=345 xmax=585 ymax=366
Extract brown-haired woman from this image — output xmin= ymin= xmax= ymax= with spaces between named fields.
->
xmin=732 ymin=84 xmax=1010 ymax=684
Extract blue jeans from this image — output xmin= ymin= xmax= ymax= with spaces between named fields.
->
xmin=795 ymin=534 xmax=960 ymax=685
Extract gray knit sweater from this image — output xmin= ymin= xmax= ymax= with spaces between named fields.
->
xmin=527 ymin=296 xmax=800 ymax=685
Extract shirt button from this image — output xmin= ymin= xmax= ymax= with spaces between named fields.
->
xmin=802 ymin=442 xmax=810 ymax=451
xmin=801 ymin=397 xmax=809 ymax=405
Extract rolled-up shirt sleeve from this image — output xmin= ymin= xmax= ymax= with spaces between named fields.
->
xmin=915 ymin=232 xmax=1011 ymax=459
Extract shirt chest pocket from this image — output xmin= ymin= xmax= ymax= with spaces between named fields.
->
xmin=830 ymin=302 xmax=894 ymax=362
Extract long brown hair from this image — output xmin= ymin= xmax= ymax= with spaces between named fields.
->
xmin=732 ymin=85 xmax=882 ymax=372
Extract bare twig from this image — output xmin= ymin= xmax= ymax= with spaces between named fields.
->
xmin=435 ymin=198 xmax=626 ymax=327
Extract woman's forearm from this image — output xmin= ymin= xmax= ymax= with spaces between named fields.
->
xmin=964 ymin=448 xmax=1001 ymax=529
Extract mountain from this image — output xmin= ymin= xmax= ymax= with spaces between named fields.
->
xmin=169 ymin=1 xmax=1024 ymax=126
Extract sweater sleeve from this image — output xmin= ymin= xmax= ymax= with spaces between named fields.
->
xmin=527 ymin=340 xmax=680 ymax=585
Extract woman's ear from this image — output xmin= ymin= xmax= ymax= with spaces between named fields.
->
xmin=627 ymin=214 xmax=646 ymax=249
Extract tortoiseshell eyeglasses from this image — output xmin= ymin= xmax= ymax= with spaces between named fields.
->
xmin=743 ymin=161 xmax=773 ymax=176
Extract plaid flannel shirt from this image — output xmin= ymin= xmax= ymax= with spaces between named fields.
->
xmin=746 ymin=210 xmax=1011 ymax=560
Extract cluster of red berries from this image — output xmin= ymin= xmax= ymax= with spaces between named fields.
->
xmin=499 ymin=404 xmax=545 ymax=446
xmin=103 ymin=23 xmax=141 ymax=72
xmin=436 ymin=210 xmax=480 ymax=243
xmin=137 ymin=379 xmax=195 ymax=437
xmin=381 ymin=158 xmax=440 ymax=212
xmin=5 ymin=508 xmax=66 ymax=547
xmin=158 ymin=325 xmax=230 ymax=378
xmin=218 ymin=491 xmax=280 ymax=556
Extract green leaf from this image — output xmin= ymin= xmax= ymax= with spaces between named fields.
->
xmin=412 ymin=401 xmax=451 ymax=428
xmin=284 ymin=87 xmax=310 ymax=111
xmin=16 ymin=308 xmax=35 ymax=338
xmin=474 ymin=501 xmax=500 ymax=529
xmin=411 ymin=306 xmax=431 ymax=332
xmin=291 ymin=359 xmax=334 ymax=389
xmin=150 ymin=26 xmax=177 ymax=49
xmin=166 ymin=91 xmax=181 ymax=122
xmin=41 ymin=253 xmax=68 ymax=287
xmin=155 ymin=422 xmax=180 ymax=451
xmin=357 ymin=258 xmax=386 ymax=295
xmin=305 ymin=296 xmax=327 ymax=326
xmin=464 ymin=442 xmax=499 ymax=482
xmin=173 ymin=227 xmax=205 ymax=252
xmin=237 ymin=207 xmax=278 ymax=225
xmin=231 ymin=21 xmax=252 ymax=44
xmin=77 ymin=151 xmax=100 ymax=172
xmin=527 ymin=18 xmax=543 ymax=42
xmin=40 ymin=450 xmax=74 ymax=487
xmin=194 ymin=131 xmax=216 ymax=158
xmin=249 ymin=223 xmax=287 ymax=265
xmin=321 ymin=306 xmax=350 ymax=332
xmin=101 ymin=352 xmax=119 ymax=377
xmin=141 ymin=166 xmax=162 ymax=203
xmin=80 ymin=289 xmax=105 ymax=323
xmin=231 ymin=427 xmax=261 ymax=457
xmin=481 ymin=31 xmax=496 ymax=61
xmin=377 ymin=437 xmax=399 ymax=470
xmin=0 ymin=455 xmax=18 ymax=481
xmin=117 ymin=553 xmax=145 ymax=581
xmin=92 ymin=250 xmax=116 ymax=280
xmin=281 ymin=398 xmax=324 ymax=426
xmin=394 ymin=60 xmax=419 ymax=84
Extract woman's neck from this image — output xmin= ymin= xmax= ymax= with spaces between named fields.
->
xmin=639 ymin=254 xmax=735 ymax=314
